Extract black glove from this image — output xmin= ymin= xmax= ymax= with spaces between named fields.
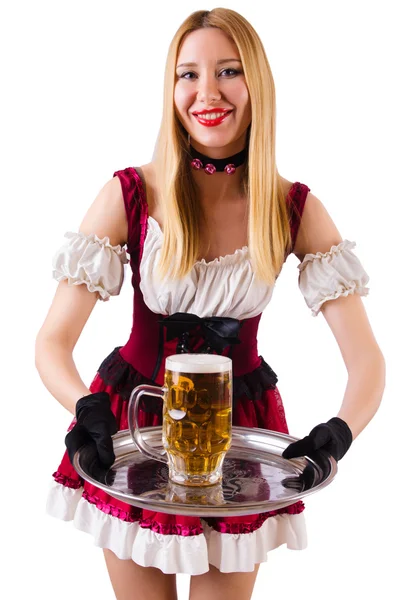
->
xmin=65 ymin=392 xmax=118 ymax=477
xmin=281 ymin=449 xmax=332 ymax=492
xmin=282 ymin=417 xmax=353 ymax=462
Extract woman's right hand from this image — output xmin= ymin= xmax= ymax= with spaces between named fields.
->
xmin=65 ymin=391 xmax=118 ymax=471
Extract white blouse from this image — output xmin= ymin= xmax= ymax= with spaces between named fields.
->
xmin=52 ymin=221 xmax=370 ymax=317
xmin=139 ymin=217 xmax=274 ymax=320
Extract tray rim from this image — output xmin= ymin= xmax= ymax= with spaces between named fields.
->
xmin=73 ymin=426 xmax=338 ymax=517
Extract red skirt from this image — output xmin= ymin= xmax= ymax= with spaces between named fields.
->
xmin=46 ymin=348 xmax=307 ymax=574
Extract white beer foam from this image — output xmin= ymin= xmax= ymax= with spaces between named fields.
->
xmin=166 ymin=353 xmax=232 ymax=373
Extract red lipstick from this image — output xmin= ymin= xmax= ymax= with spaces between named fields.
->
xmin=194 ymin=108 xmax=231 ymax=115
xmin=192 ymin=109 xmax=233 ymax=127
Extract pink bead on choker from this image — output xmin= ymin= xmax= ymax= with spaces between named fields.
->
xmin=189 ymin=145 xmax=247 ymax=175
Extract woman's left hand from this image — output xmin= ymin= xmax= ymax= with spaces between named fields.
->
xmin=282 ymin=417 xmax=353 ymax=462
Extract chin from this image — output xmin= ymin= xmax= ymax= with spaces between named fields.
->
xmin=191 ymin=132 xmax=237 ymax=147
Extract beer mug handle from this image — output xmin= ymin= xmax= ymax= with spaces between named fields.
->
xmin=128 ymin=384 xmax=168 ymax=464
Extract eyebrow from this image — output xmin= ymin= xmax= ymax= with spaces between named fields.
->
xmin=176 ymin=58 xmax=242 ymax=69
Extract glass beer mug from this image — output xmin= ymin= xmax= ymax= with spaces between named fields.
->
xmin=128 ymin=354 xmax=232 ymax=486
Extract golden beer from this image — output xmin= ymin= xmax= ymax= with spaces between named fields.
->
xmin=163 ymin=368 xmax=232 ymax=484
xmin=128 ymin=354 xmax=232 ymax=486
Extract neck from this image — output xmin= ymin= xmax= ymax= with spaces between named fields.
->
xmin=191 ymin=166 xmax=246 ymax=205
xmin=189 ymin=137 xmax=247 ymax=204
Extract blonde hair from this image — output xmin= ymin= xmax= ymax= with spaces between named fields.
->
xmin=152 ymin=7 xmax=296 ymax=284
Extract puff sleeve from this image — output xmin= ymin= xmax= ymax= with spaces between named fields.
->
xmin=52 ymin=231 xmax=129 ymax=301
xmin=298 ymin=239 xmax=370 ymax=316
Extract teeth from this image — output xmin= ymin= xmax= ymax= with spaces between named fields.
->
xmin=196 ymin=112 xmax=229 ymax=120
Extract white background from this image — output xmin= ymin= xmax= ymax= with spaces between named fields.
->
xmin=2 ymin=1 xmax=396 ymax=598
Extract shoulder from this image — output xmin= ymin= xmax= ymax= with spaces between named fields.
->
xmin=279 ymin=177 xmax=308 ymax=210
xmin=112 ymin=166 xmax=143 ymax=200
xmin=78 ymin=175 xmax=128 ymax=247
xmin=292 ymin=189 xmax=343 ymax=262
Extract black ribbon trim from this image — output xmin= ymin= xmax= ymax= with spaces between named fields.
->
xmin=159 ymin=312 xmax=242 ymax=354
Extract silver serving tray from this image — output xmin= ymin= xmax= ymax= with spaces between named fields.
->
xmin=74 ymin=426 xmax=337 ymax=517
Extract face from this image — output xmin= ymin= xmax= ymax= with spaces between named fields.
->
xmin=174 ymin=28 xmax=251 ymax=157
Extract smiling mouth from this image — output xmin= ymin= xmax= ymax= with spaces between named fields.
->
xmin=193 ymin=110 xmax=233 ymax=119
xmin=192 ymin=110 xmax=233 ymax=127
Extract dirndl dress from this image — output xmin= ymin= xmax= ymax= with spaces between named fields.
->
xmin=46 ymin=167 xmax=370 ymax=575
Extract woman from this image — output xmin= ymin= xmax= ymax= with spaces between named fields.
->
xmin=35 ymin=8 xmax=385 ymax=600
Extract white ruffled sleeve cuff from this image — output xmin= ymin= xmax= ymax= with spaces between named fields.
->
xmin=297 ymin=239 xmax=370 ymax=316
xmin=52 ymin=231 xmax=129 ymax=301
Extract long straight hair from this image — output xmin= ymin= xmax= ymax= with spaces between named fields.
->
xmin=152 ymin=8 xmax=296 ymax=284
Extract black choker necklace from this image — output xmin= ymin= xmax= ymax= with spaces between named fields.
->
xmin=189 ymin=145 xmax=247 ymax=175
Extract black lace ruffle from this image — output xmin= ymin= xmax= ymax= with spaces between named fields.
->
xmin=97 ymin=347 xmax=278 ymax=415
xmin=97 ymin=347 xmax=163 ymax=413
xmin=233 ymin=356 xmax=278 ymax=401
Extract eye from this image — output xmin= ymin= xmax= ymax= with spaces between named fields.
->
xmin=179 ymin=71 xmax=197 ymax=80
xmin=178 ymin=68 xmax=242 ymax=80
xmin=219 ymin=68 xmax=241 ymax=77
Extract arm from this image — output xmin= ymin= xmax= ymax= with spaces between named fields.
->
xmin=35 ymin=175 xmax=127 ymax=415
xmin=293 ymin=192 xmax=386 ymax=441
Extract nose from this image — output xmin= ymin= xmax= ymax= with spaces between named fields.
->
xmin=197 ymin=73 xmax=222 ymax=105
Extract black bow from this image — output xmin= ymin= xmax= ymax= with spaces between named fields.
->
xmin=159 ymin=312 xmax=242 ymax=354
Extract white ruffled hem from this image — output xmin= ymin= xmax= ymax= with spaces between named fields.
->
xmin=311 ymin=283 xmax=370 ymax=317
xmin=52 ymin=275 xmax=113 ymax=301
xmin=297 ymin=239 xmax=356 ymax=269
xmin=66 ymin=231 xmax=129 ymax=257
xmin=46 ymin=481 xmax=308 ymax=575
